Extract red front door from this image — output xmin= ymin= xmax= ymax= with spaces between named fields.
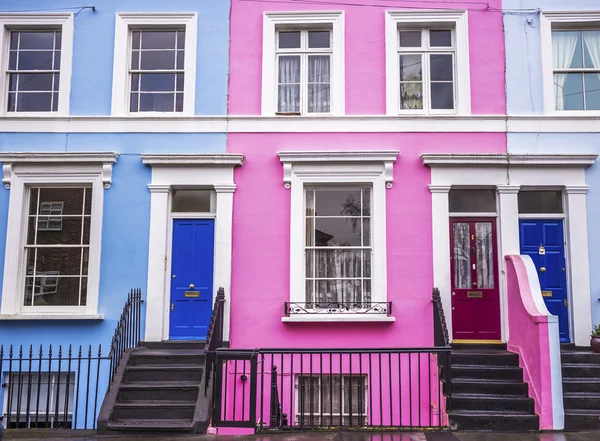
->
xmin=450 ymin=218 xmax=501 ymax=342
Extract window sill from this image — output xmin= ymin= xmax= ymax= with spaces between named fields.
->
xmin=282 ymin=315 xmax=395 ymax=323
xmin=0 ymin=313 xmax=104 ymax=321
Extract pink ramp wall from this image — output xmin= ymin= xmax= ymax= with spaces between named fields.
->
xmin=505 ymin=255 xmax=564 ymax=430
xmin=229 ymin=0 xmax=506 ymax=115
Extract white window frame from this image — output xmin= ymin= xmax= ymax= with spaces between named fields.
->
xmin=385 ymin=10 xmax=470 ymax=116
xmin=278 ymin=151 xmax=398 ymax=322
xmin=0 ymin=153 xmax=116 ymax=319
xmin=262 ymin=11 xmax=345 ymax=116
xmin=541 ymin=12 xmax=600 ymax=115
xmin=0 ymin=13 xmax=74 ymax=117
xmin=111 ymin=13 xmax=197 ymax=116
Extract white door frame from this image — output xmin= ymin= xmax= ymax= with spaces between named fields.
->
xmin=142 ymin=154 xmax=244 ymax=342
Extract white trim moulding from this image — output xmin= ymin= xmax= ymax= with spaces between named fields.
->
xmin=421 ymin=153 xmax=598 ymax=167
xmin=141 ymin=153 xmax=245 ymax=166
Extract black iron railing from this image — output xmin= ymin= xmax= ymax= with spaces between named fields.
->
xmin=284 ymin=302 xmax=392 ymax=316
xmin=0 ymin=344 xmax=108 ymax=429
xmin=432 ymin=288 xmax=450 ymax=347
xmin=205 ymin=287 xmax=226 ymax=396
xmin=108 ymin=288 xmax=143 ymax=385
xmin=212 ymin=347 xmax=450 ymax=430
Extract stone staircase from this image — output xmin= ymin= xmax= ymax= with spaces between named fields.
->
xmin=98 ymin=341 xmax=210 ymax=433
xmin=448 ymin=345 xmax=539 ymax=430
xmin=561 ymin=347 xmax=600 ymax=430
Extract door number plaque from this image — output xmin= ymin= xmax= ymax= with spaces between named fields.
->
xmin=467 ymin=291 xmax=483 ymax=298
xmin=541 ymin=291 xmax=552 ymax=297
xmin=184 ymin=291 xmax=200 ymax=298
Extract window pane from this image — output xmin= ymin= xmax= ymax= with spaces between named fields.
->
xmin=315 ymin=279 xmax=362 ymax=303
xmin=26 ymin=247 xmax=83 ymax=275
xmin=10 ymin=31 xmax=18 ymax=50
xmin=141 ymin=31 xmax=177 ymax=49
xmin=278 ymin=56 xmax=301 ymax=113
xmin=8 ymin=51 xmax=16 ymax=70
xmin=312 ymin=249 xmax=362 ymax=278
xmin=430 ymin=30 xmax=452 ymax=47
xmin=314 ymin=218 xmax=362 ymax=246
xmin=583 ymin=31 xmax=600 ymax=69
xmin=453 ymin=222 xmax=471 ymax=289
xmin=17 ymin=51 xmax=55 ymax=70
xmin=584 ymin=73 xmax=600 ymax=110
xmin=431 ymin=82 xmax=454 ymax=110
xmin=132 ymin=31 xmax=141 ymax=50
xmin=552 ymin=31 xmax=583 ymax=69
xmin=278 ymin=56 xmax=300 ymax=83
xmin=430 ymin=54 xmax=453 ymax=81
xmin=19 ymin=31 xmax=55 ymax=50
xmin=556 ymin=73 xmax=584 ymax=110
xmin=314 ymin=189 xmax=362 ymax=216
xmin=7 ymin=93 xmax=16 ymax=112
xmin=175 ymin=93 xmax=184 ymax=112
xmin=176 ymin=50 xmax=185 ymax=69
xmin=140 ymin=73 xmax=176 ymax=92
xmin=308 ymin=56 xmax=330 ymax=83
xmin=139 ymin=93 xmax=175 ymax=112
xmin=55 ymin=32 xmax=62 ymax=50
xmin=39 ymin=188 xmax=85 ymax=215
xmin=518 ymin=191 xmax=563 ymax=214
xmin=130 ymin=93 xmax=139 ymax=112
xmin=449 ymin=189 xmax=496 ymax=212
xmin=399 ymin=30 xmax=421 ymax=48
xmin=278 ymin=85 xmax=300 ymax=113
xmin=16 ymin=93 xmax=53 ymax=112
xmin=176 ymin=73 xmax=185 ymax=91
xmin=177 ymin=30 xmax=185 ymax=49
xmin=278 ymin=31 xmax=301 ymax=49
xmin=308 ymin=31 xmax=330 ymax=48
xmin=13 ymin=73 xmax=54 ymax=92
xmin=171 ymin=189 xmax=212 ymax=212
xmin=308 ymin=85 xmax=330 ymax=113
xmin=400 ymin=83 xmax=423 ymax=110
xmin=29 ymin=277 xmax=82 ymax=306
xmin=131 ymin=50 xmax=140 ymax=70
xmin=399 ymin=54 xmax=422 ymax=81
xmin=140 ymin=51 xmax=176 ymax=70
xmin=475 ymin=222 xmax=494 ymax=289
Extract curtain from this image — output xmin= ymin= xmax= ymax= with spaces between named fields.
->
xmin=552 ymin=31 xmax=579 ymax=110
xmin=475 ymin=222 xmax=494 ymax=289
xmin=313 ymin=249 xmax=367 ymax=304
xmin=453 ymin=223 xmax=471 ymax=289
xmin=307 ymin=55 xmax=330 ymax=113
xmin=584 ymin=31 xmax=600 ymax=102
xmin=278 ymin=56 xmax=300 ymax=113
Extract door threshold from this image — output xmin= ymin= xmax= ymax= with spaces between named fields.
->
xmin=453 ymin=339 xmax=503 ymax=344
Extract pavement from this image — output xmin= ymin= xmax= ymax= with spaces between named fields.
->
xmin=3 ymin=431 xmax=600 ymax=441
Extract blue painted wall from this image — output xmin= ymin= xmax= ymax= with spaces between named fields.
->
xmin=503 ymin=1 xmax=600 ymax=326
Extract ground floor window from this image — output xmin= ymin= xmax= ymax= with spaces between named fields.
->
xmin=3 ymin=372 xmax=75 ymax=428
xmin=296 ymin=374 xmax=367 ymax=426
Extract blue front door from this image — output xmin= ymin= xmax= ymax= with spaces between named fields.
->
xmin=519 ymin=220 xmax=569 ymax=342
xmin=169 ymin=219 xmax=215 ymax=340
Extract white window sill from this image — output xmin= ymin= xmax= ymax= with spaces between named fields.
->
xmin=0 ymin=313 xmax=104 ymax=321
xmin=282 ymin=315 xmax=395 ymax=323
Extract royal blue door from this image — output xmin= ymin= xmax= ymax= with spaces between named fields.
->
xmin=519 ymin=220 xmax=569 ymax=342
xmin=169 ymin=219 xmax=215 ymax=340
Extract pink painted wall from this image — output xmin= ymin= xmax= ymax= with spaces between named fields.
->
xmin=229 ymin=0 xmax=506 ymax=115
xmin=229 ymin=133 xmax=505 ymax=349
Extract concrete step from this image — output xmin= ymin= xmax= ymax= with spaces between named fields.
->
xmin=129 ymin=349 xmax=205 ymax=366
xmin=451 ymin=351 xmax=520 ymax=367
xmin=561 ymin=351 xmax=600 ymax=364
xmin=106 ymin=418 xmax=195 ymax=432
xmin=117 ymin=382 xmax=199 ymax=403
xmin=562 ymin=363 xmax=600 ymax=378
xmin=564 ymin=410 xmax=600 ymax=431
xmin=563 ymin=392 xmax=600 ymax=410
xmin=450 ymin=393 xmax=534 ymax=413
xmin=448 ymin=410 xmax=539 ymax=431
xmin=112 ymin=402 xmax=196 ymax=420
xmin=451 ymin=364 xmax=523 ymax=381
xmin=451 ymin=378 xmax=528 ymax=396
xmin=141 ymin=341 xmax=205 ymax=350
xmin=124 ymin=364 xmax=203 ymax=383
xmin=563 ymin=378 xmax=600 ymax=393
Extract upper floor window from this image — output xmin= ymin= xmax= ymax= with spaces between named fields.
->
xmin=129 ymin=30 xmax=185 ymax=113
xmin=397 ymin=28 xmax=455 ymax=112
xmin=276 ymin=29 xmax=332 ymax=114
xmin=0 ymin=13 xmax=74 ymax=115
xmin=112 ymin=13 xmax=197 ymax=116
xmin=552 ymin=30 xmax=600 ymax=111
xmin=385 ymin=11 xmax=470 ymax=116
xmin=262 ymin=12 xmax=345 ymax=116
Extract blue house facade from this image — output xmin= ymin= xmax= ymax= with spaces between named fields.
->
xmin=0 ymin=0 xmax=236 ymax=428
xmin=503 ymin=0 xmax=600 ymax=346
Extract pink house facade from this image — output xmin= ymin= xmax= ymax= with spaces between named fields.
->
xmin=215 ymin=0 xmax=593 ymax=433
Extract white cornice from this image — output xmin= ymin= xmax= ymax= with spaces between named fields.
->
xmin=421 ymin=154 xmax=598 ymax=167
xmin=141 ymin=153 xmax=245 ymax=167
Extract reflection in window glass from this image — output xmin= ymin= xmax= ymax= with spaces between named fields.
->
xmin=129 ymin=30 xmax=185 ymax=112
xmin=518 ymin=191 xmax=563 ymax=214
xmin=7 ymin=30 xmax=62 ymax=112
xmin=449 ymin=189 xmax=496 ymax=213
xmin=171 ymin=189 xmax=212 ymax=212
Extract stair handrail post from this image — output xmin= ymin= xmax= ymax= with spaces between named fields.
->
xmin=205 ymin=287 xmax=226 ymax=396
xmin=269 ymin=365 xmax=281 ymax=427
xmin=432 ymin=288 xmax=450 ymax=347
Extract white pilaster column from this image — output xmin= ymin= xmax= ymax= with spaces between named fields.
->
xmin=430 ymin=185 xmax=452 ymax=339
xmin=145 ymin=184 xmax=171 ymax=342
xmin=214 ymin=184 xmax=236 ymax=343
xmin=497 ymin=185 xmax=520 ymax=342
xmin=565 ymin=186 xmax=592 ymax=346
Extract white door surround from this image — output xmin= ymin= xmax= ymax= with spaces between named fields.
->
xmin=423 ymin=154 xmax=597 ymax=347
xmin=141 ymin=154 xmax=244 ymax=342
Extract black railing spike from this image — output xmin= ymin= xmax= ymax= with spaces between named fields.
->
xmin=29 ymin=344 xmax=33 ymax=358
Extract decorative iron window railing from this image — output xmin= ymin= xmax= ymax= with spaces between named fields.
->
xmin=284 ymin=301 xmax=392 ymax=316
